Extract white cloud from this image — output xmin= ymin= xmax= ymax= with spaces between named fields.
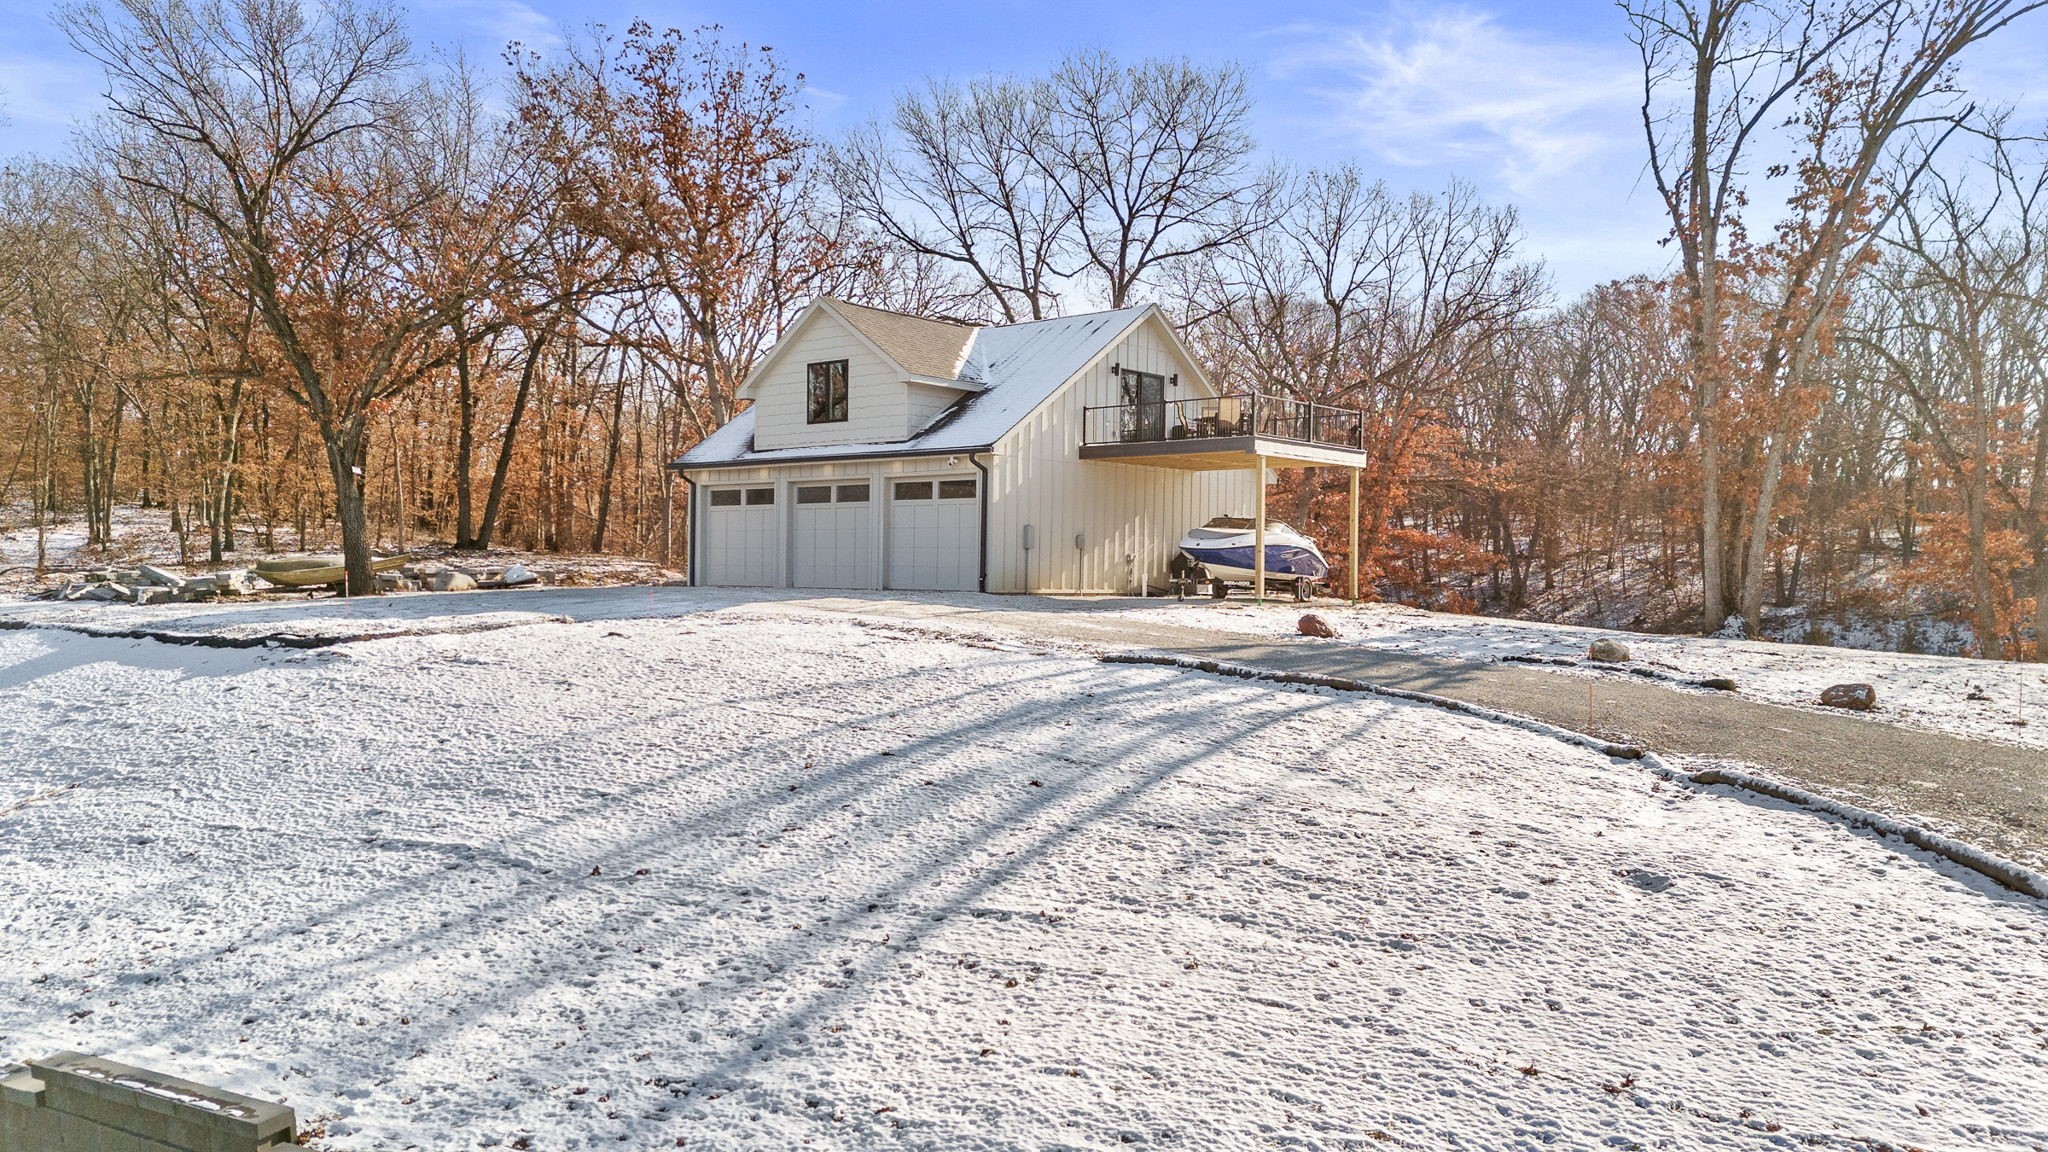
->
xmin=1271 ymin=6 xmax=1641 ymax=195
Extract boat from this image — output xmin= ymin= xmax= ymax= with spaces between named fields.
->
xmin=252 ymin=553 xmax=410 ymax=588
xmin=1175 ymin=516 xmax=1329 ymax=595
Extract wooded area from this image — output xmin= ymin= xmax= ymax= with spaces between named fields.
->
xmin=1 ymin=0 xmax=2043 ymax=658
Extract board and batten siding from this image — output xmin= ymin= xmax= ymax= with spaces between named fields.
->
xmin=984 ymin=314 xmax=1257 ymax=593
xmin=749 ymin=311 xmax=912 ymax=452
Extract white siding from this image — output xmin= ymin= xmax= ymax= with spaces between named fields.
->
xmin=984 ymin=314 xmax=1257 ymax=593
xmin=905 ymin=382 xmax=967 ymax=434
xmin=750 ymin=311 xmax=911 ymax=451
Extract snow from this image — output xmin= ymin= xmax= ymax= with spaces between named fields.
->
xmin=1121 ymin=599 xmax=2048 ymax=750
xmin=4 ymin=590 xmax=2046 ymax=1150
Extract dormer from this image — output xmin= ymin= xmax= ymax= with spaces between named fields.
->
xmin=737 ymin=298 xmax=983 ymax=452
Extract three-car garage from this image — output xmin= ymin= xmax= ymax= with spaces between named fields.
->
xmin=695 ymin=470 xmax=981 ymax=592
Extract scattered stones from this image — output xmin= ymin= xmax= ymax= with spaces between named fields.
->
xmin=1297 ymin=613 xmax=1337 ymax=639
xmin=1819 ymin=682 xmax=1878 ymax=711
xmin=426 ymin=570 xmax=478 ymax=593
xmin=1586 ymin=638 xmax=1632 ymax=663
xmin=497 ymin=562 xmax=537 ymax=588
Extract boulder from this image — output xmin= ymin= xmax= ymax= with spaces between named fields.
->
xmin=133 ymin=585 xmax=173 ymax=605
xmin=1819 ymin=682 xmax=1877 ymax=711
xmin=1586 ymin=638 xmax=1632 ymax=663
xmin=1297 ymin=613 xmax=1337 ymax=639
xmin=1696 ymin=676 xmax=1739 ymax=692
xmin=497 ymin=562 xmax=537 ymax=587
xmin=426 ymin=569 xmax=477 ymax=593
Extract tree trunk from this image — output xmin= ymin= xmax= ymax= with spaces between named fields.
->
xmin=592 ymin=353 xmax=630 ymax=552
xmin=322 ymin=419 xmax=375 ymax=596
xmin=454 ymin=330 xmax=477 ymax=547
xmin=475 ymin=333 xmax=548 ymax=551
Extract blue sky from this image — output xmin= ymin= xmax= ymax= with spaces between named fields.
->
xmin=3 ymin=0 xmax=2044 ymax=297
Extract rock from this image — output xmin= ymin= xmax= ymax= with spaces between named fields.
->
xmin=132 ymin=585 xmax=172 ymax=605
xmin=1819 ymin=682 xmax=1877 ymax=711
xmin=1297 ymin=613 xmax=1337 ymax=639
xmin=1586 ymin=638 xmax=1632 ymax=663
xmin=426 ymin=570 xmax=477 ymax=593
xmin=137 ymin=564 xmax=186 ymax=589
xmin=82 ymin=583 xmax=128 ymax=602
xmin=497 ymin=562 xmax=537 ymax=587
xmin=1696 ymin=676 xmax=1739 ymax=692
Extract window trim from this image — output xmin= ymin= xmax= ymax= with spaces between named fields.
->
xmin=806 ymin=359 xmax=849 ymax=424
xmin=893 ymin=480 xmax=934 ymax=501
xmin=937 ymin=478 xmax=978 ymax=500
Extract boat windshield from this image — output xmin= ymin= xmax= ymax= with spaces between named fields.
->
xmin=1199 ymin=516 xmax=1300 ymax=534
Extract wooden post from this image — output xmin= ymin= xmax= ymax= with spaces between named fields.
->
xmin=1254 ymin=454 xmax=1267 ymax=602
xmin=1348 ymin=466 xmax=1360 ymax=601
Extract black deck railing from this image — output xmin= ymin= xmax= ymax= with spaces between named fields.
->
xmin=1081 ymin=393 xmax=1367 ymax=453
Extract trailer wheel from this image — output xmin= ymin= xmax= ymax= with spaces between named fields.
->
xmin=1210 ymin=580 xmax=1229 ymax=600
xmin=1293 ymin=577 xmax=1312 ymax=603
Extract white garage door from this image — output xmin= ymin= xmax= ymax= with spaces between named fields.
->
xmin=700 ymin=484 xmax=779 ymax=586
xmin=887 ymin=476 xmax=980 ymax=592
xmin=792 ymin=481 xmax=878 ymax=589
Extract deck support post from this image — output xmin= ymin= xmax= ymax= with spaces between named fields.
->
xmin=1254 ymin=454 xmax=1267 ymax=602
xmin=1348 ymin=467 xmax=1360 ymax=601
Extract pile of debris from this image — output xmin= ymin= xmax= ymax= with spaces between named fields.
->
xmin=40 ymin=557 xmax=540 ymax=604
xmin=50 ymin=565 xmax=261 ymax=604
xmin=380 ymin=561 xmax=538 ymax=593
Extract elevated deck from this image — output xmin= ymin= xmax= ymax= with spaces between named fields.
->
xmin=1079 ymin=393 xmax=1368 ymax=471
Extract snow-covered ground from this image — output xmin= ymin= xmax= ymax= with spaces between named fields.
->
xmin=3 ymin=593 xmax=2045 ymax=1150
xmin=1121 ymin=599 xmax=2048 ymax=751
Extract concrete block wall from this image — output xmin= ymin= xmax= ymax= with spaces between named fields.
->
xmin=0 ymin=1053 xmax=295 ymax=1152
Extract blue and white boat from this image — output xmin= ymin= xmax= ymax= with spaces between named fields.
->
xmin=1176 ymin=516 xmax=1330 ymax=584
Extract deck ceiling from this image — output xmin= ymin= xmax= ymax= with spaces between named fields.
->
xmin=1079 ymin=435 xmax=1366 ymax=472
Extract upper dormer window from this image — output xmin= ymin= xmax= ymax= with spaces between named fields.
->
xmin=807 ymin=359 xmax=849 ymax=424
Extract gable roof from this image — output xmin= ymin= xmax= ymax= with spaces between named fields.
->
xmin=827 ymin=299 xmax=978 ymax=381
xmin=676 ymin=303 xmax=1156 ymax=469
xmin=735 ymin=298 xmax=979 ymax=402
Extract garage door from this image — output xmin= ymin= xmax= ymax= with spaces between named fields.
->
xmin=791 ymin=481 xmax=878 ymax=588
xmin=887 ymin=476 xmax=980 ymax=591
xmin=700 ymin=484 xmax=779 ymax=586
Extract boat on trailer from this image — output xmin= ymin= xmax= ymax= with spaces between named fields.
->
xmin=1173 ymin=517 xmax=1329 ymax=601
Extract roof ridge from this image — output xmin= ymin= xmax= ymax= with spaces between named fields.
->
xmin=823 ymin=296 xmax=983 ymax=330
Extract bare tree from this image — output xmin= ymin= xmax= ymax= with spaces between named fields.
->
xmin=835 ymin=77 xmax=1071 ymax=321
xmin=1038 ymin=52 xmax=1271 ymax=308
xmin=61 ymin=0 xmax=522 ymax=594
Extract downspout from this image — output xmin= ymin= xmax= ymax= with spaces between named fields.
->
xmin=679 ymin=471 xmax=698 ymax=587
xmin=970 ymin=452 xmax=991 ymax=594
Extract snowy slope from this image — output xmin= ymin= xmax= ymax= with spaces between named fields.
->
xmin=2 ymin=601 xmax=2044 ymax=1150
xmin=1122 ymin=599 xmax=2048 ymax=750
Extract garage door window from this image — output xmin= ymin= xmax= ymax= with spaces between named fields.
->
xmin=893 ymin=481 xmax=933 ymax=500
xmin=837 ymin=483 xmax=870 ymax=502
xmin=938 ymin=478 xmax=977 ymax=500
xmin=744 ymin=487 xmax=774 ymax=506
xmin=709 ymin=489 xmax=742 ymax=507
xmin=796 ymin=485 xmax=833 ymax=504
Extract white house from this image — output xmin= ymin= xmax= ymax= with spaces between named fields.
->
xmin=671 ymin=297 xmax=1369 ymax=595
